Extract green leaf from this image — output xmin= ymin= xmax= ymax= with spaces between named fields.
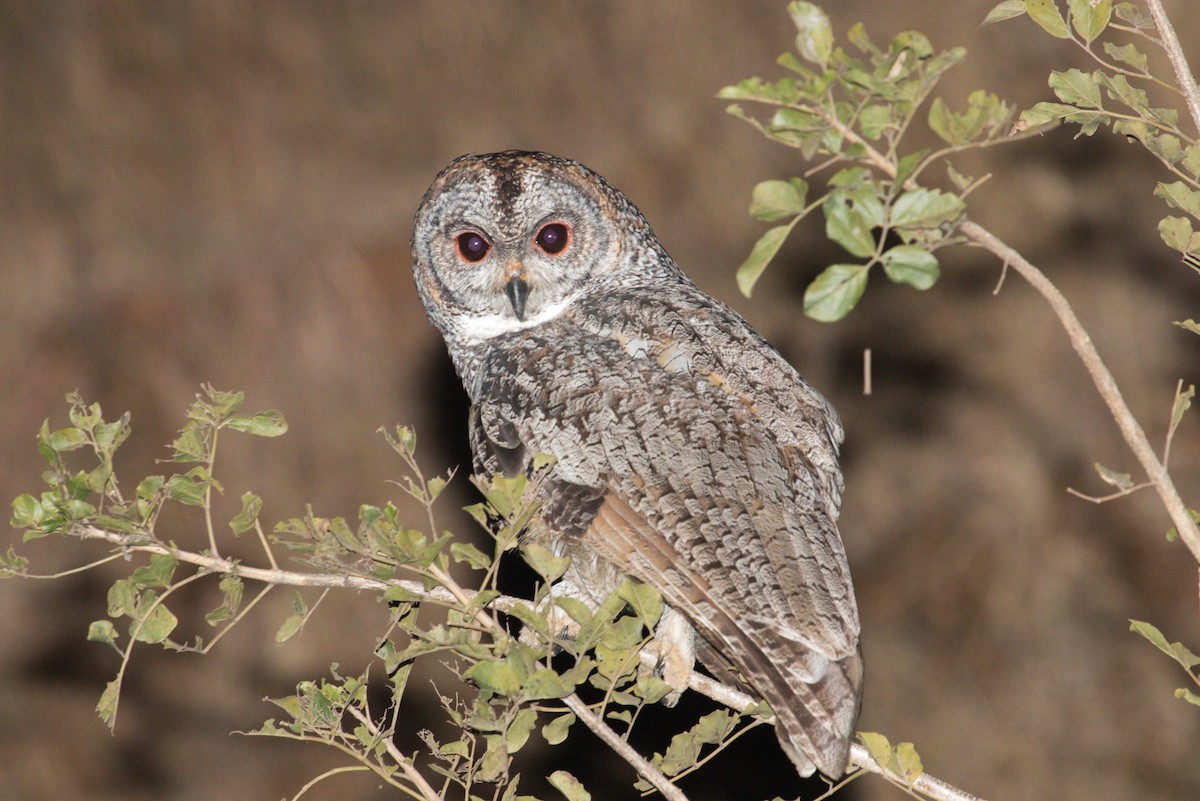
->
xmin=1177 ymin=688 xmax=1200 ymax=707
xmin=205 ymin=575 xmax=244 ymax=625
xmin=554 ymin=597 xmax=593 ymax=627
xmin=1026 ymin=0 xmax=1071 ymax=38
xmin=617 ymin=580 xmax=663 ymax=629
xmin=107 ymin=579 xmax=138 ymax=617
xmin=1068 ymin=0 xmax=1111 ymax=43
xmin=524 ymin=668 xmax=573 ymax=700
xmin=0 ymin=546 xmax=29 ymax=578
xmin=10 ymin=494 xmax=44 ymax=529
xmin=659 ymin=726 xmax=704 ymax=776
xmin=1155 ymin=181 xmax=1200 ymax=218
xmin=1013 ymin=101 xmax=1075 ymax=131
xmin=450 ymin=541 xmax=492 ymax=570
xmin=981 ymin=0 xmax=1026 ymax=25
xmin=803 ymin=264 xmax=870 ymax=322
xmin=1145 ymin=133 xmax=1185 ymax=166
xmin=1049 ymin=69 xmax=1102 ymax=108
xmin=465 ymin=661 xmax=523 ymax=696
xmin=521 ymin=542 xmax=570 ymax=584
xmin=1098 ymin=73 xmax=1149 ymax=114
xmin=824 ymin=193 xmax=877 ymax=258
xmin=891 ymin=188 xmax=966 ymax=230
xmin=1156 ymin=212 xmax=1195 ymax=253
xmin=882 ymin=245 xmax=940 ymax=290
xmin=894 ymin=741 xmax=925 ymax=783
xmin=859 ymin=105 xmax=891 ymax=139
xmin=170 ymin=425 xmax=209 ymax=463
xmin=275 ymin=591 xmax=308 ymax=644
xmin=736 ymin=223 xmax=794 ymax=298
xmin=130 ymin=553 xmax=177 ymax=589
xmin=1103 ymin=41 xmax=1147 ymax=72
xmin=228 ymin=491 xmax=262 ymax=535
xmin=1130 ymin=620 xmax=1200 ymax=668
xmin=225 ymin=410 xmax=288 ymax=437
xmin=507 ymin=707 xmax=538 ymax=753
xmin=859 ymin=731 xmax=894 ymax=767
xmin=1182 ymin=144 xmax=1200 ymax=179
xmin=96 ymin=679 xmax=120 ymax=727
xmin=548 ymin=770 xmax=591 ymax=801
xmin=1114 ymin=2 xmax=1154 ymax=29
xmin=1168 ymin=384 xmax=1195 ymax=444
xmin=693 ymin=709 xmax=737 ymax=744
xmin=507 ymin=602 xmax=551 ymax=643
xmin=1175 ymin=319 xmax=1200 ymax=336
xmin=477 ymin=734 xmax=508 ymax=782
xmin=1093 ymin=462 xmax=1134 ymax=491
xmin=47 ymin=426 xmax=87 ymax=452
xmin=542 ymin=712 xmax=575 ymax=745
xmin=788 ymin=1 xmax=832 ymax=65
xmin=167 ymin=471 xmax=209 ymax=507
xmin=749 ymin=179 xmax=808 ymax=222
xmin=87 ymin=619 xmax=117 ymax=645
xmin=133 ymin=592 xmax=178 ymax=644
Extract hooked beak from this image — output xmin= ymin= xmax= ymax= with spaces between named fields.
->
xmin=503 ymin=263 xmax=529 ymax=321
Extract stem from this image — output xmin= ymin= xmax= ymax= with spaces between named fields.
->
xmin=346 ymin=705 xmax=442 ymax=801
xmin=798 ymin=104 xmax=1200 ymax=562
xmin=1144 ymin=0 xmax=1200 ymax=136
xmin=204 ymin=426 xmax=220 ymax=557
xmin=959 ymin=220 xmax=1200 ymax=561
xmin=73 ymin=521 xmax=982 ymax=800
xmin=563 ymin=694 xmax=690 ymax=801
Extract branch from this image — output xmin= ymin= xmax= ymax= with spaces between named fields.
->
xmin=73 ymin=522 xmax=984 ymax=801
xmin=1144 ymin=0 xmax=1200 ymax=136
xmin=959 ymin=221 xmax=1200 ymax=563
xmin=804 ymin=107 xmax=1200 ymax=563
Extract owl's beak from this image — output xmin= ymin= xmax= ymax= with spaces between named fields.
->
xmin=504 ymin=265 xmax=529 ymax=321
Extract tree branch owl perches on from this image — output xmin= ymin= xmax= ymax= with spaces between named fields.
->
xmin=411 ymin=150 xmax=861 ymax=778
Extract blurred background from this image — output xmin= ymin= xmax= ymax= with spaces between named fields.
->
xmin=2 ymin=2 xmax=1199 ymax=799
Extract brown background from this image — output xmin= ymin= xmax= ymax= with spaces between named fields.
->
xmin=2 ymin=2 xmax=1199 ymax=800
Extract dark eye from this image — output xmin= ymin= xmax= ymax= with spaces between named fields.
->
xmin=534 ymin=222 xmax=570 ymax=255
xmin=455 ymin=231 xmax=491 ymax=263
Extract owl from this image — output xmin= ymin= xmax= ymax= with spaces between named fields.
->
xmin=411 ymin=150 xmax=861 ymax=779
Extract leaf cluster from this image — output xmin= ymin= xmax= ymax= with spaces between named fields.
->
xmin=989 ymin=1 xmax=1200 ymax=276
xmin=720 ymin=1 xmax=1016 ymax=320
xmin=7 ymin=392 xmax=780 ymax=800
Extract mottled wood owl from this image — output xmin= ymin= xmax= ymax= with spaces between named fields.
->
xmin=411 ymin=150 xmax=861 ymax=779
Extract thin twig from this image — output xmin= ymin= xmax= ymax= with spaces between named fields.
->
xmin=563 ymin=694 xmax=690 ymax=801
xmin=1144 ymin=0 xmax=1200 ymax=136
xmin=960 ymin=220 xmax=1200 ymax=562
xmin=781 ymin=102 xmax=1200 ymax=562
xmin=1066 ymin=482 xmax=1154 ymax=504
xmin=346 ymin=705 xmax=442 ymax=801
xmin=71 ymin=521 xmax=983 ymax=801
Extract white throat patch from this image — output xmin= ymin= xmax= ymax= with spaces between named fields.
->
xmin=456 ymin=294 xmax=576 ymax=341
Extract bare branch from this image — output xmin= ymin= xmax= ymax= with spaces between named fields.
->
xmin=1144 ymin=0 xmax=1200 ymax=136
xmin=346 ymin=705 xmax=443 ymax=801
xmin=790 ymin=103 xmax=1200 ymax=562
xmin=73 ymin=521 xmax=983 ymax=800
xmin=959 ymin=221 xmax=1200 ymax=562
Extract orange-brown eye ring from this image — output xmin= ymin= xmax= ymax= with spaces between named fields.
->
xmin=455 ymin=231 xmax=491 ymax=263
xmin=534 ymin=222 xmax=570 ymax=255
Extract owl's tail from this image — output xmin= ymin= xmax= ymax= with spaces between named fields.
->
xmin=768 ymin=644 xmax=863 ymax=778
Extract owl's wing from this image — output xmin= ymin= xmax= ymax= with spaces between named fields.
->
xmin=471 ymin=298 xmax=860 ymax=778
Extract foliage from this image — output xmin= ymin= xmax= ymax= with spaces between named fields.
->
xmin=723 ymin=0 xmax=1200 ymax=319
xmin=7 ymin=389 xmax=784 ymax=800
xmin=8 ymin=2 xmax=1200 ymax=800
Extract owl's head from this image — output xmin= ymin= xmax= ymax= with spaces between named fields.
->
xmin=411 ymin=151 xmax=667 ymax=343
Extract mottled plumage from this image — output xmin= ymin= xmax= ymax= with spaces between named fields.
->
xmin=411 ymin=151 xmax=861 ymax=778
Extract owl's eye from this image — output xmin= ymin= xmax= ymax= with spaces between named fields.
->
xmin=455 ymin=231 xmax=491 ymax=263
xmin=534 ymin=222 xmax=571 ymax=256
